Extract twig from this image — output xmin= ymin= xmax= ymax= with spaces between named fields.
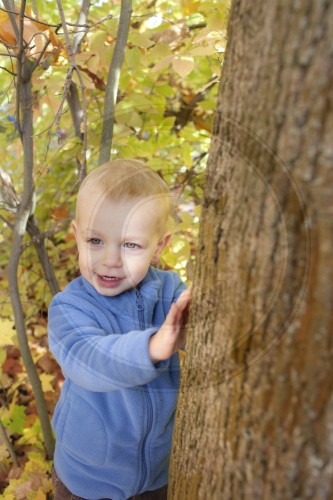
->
xmin=0 ymin=52 xmax=18 ymax=58
xmin=0 ymin=66 xmax=16 ymax=75
xmin=99 ymin=0 xmax=132 ymax=165
xmin=0 ymin=419 xmax=20 ymax=467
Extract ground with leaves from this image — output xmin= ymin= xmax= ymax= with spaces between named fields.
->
xmin=0 ymin=326 xmax=60 ymax=498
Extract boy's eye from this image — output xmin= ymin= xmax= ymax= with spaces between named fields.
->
xmin=124 ymin=242 xmax=138 ymax=249
xmin=89 ymin=238 xmax=102 ymax=245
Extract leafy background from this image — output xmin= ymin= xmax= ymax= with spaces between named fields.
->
xmin=0 ymin=0 xmax=230 ymax=497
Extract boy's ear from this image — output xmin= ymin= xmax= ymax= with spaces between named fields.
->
xmin=152 ymin=233 xmax=171 ymax=263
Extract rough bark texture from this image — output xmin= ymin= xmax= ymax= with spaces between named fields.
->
xmin=169 ymin=1 xmax=333 ymax=499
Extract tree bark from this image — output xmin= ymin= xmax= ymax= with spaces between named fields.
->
xmin=169 ymin=1 xmax=333 ymax=499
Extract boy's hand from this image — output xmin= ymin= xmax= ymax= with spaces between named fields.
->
xmin=149 ymin=287 xmax=191 ymax=364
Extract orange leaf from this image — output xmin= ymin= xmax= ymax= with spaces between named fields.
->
xmin=0 ymin=10 xmax=16 ymax=45
xmin=51 ymin=205 xmax=69 ymax=221
xmin=0 ymin=8 xmax=63 ymax=61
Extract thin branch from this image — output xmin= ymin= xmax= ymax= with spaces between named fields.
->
xmin=0 ymin=6 xmax=111 ymax=29
xmin=99 ymin=0 xmax=132 ymax=164
xmin=56 ymin=0 xmax=88 ymax=182
xmin=27 ymin=216 xmax=60 ymax=296
xmin=73 ymin=0 xmax=91 ymax=54
xmin=0 ymin=134 xmax=60 ymax=298
xmin=1 ymin=1 xmax=21 ymax=136
xmin=14 ymin=0 xmax=27 ymax=141
xmin=0 ymin=419 xmax=20 ymax=467
xmin=82 ymin=14 xmax=114 ymax=29
xmin=0 ymin=52 xmax=18 ymax=58
xmin=31 ymin=0 xmax=39 ymax=18
xmin=0 ymin=66 xmax=16 ymax=75
xmin=0 ymin=213 xmax=14 ymax=228
xmin=67 ymin=0 xmax=92 ymax=150
xmin=67 ymin=81 xmax=83 ymax=141
xmin=30 ymin=36 xmax=52 ymax=73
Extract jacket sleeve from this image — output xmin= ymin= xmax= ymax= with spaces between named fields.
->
xmin=48 ymin=294 xmax=167 ymax=392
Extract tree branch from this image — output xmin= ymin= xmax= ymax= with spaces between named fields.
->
xmin=0 ymin=66 xmax=16 ymax=75
xmin=0 ymin=149 xmax=60 ymax=298
xmin=56 ymin=0 xmax=88 ymax=183
xmin=66 ymin=0 xmax=92 ymax=154
xmin=99 ymin=0 xmax=132 ymax=165
xmin=27 ymin=216 xmax=60 ymax=296
xmin=67 ymin=81 xmax=84 ymax=141
xmin=8 ymin=57 xmax=55 ymax=459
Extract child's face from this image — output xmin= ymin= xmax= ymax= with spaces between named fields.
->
xmin=72 ymin=192 xmax=169 ymax=297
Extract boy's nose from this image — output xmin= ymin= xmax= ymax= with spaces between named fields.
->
xmin=102 ymin=246 xmax=122 ymax=268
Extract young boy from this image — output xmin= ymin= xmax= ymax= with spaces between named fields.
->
xmin=48 ymin=159 xmax=191 ymax=500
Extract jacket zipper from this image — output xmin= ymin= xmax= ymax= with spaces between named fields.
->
xmin=138 ymin=387 xmax=153 ymax=492
xmin=135 ymin=286 xmax=145 ymax=330
xmin=135 ymin=286 xmax=153 ymax=493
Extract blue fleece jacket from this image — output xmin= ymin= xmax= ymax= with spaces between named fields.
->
xmin=48 ymin=266 xmax=186 ymax=500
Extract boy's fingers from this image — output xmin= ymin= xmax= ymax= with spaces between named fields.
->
xmin=175 ymin=288 xmax=191 ymax=311
xmin=164 ymin=303 xmax=180 ymax=325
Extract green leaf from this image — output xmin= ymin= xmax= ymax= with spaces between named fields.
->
xmin=129 ymin=33 xmax=154 ymax=49
xmin=8 ymin=404 xmax=26 ymax=435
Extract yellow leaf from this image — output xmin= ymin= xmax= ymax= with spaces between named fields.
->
xmin=129 ymin=33 xmax=154 ymax=49
xmin=39 ymin=373 xmax=55 ymax=393
xmin=32 ymin=491 xmax=46 ymax=500
xmin=0 ymin=320 xmax=16 ymax=347
xmin=207 ymin=11 xmax=227 ymax=31
xmin=151 ymin=55 xmax=173 ymax=73
xmin=181 ymin=0 xmax=201 ymax=16
xmin=172 ymin=56 xmax=194 ymax=78
xmin=188 ymin=43 xmax=217 ymax=56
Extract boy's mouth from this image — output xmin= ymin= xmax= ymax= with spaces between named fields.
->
xmin=97 ymin=274 xmax=123 ymax=286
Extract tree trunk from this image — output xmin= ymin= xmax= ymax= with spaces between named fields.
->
xmin=169 ymin=1 xmax=333 ymax=499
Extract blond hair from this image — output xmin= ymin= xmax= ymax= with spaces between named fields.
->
xmin=76 ymin=159 xmax=171 ymax=232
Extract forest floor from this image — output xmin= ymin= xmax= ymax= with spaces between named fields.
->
xmin=0 ymin=318 xmax=63 ymax=498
